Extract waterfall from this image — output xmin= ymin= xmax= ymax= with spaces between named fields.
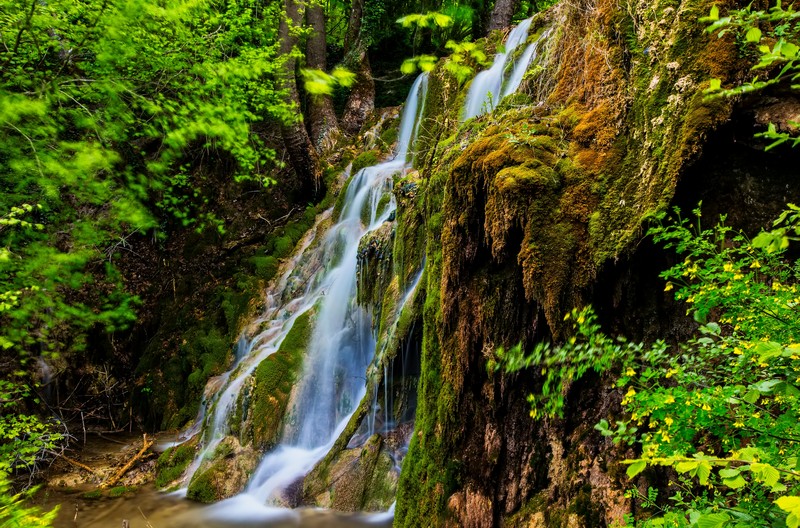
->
xmin=170 ymin=17 xmax=550 ymax=515
xmin=462 ymin=18 xmax=549 ymax=120
xmin=179 ymin=73 xmax=430 ymax=519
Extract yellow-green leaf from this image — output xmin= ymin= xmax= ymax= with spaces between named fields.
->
xmin=746 ymin=27 xmax=762 ymax=42
xmin=626 ymin=460 xmax=647 ymax=478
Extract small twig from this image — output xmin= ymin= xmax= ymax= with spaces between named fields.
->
xmin=138 ymin=506 xmax=155 ymax=528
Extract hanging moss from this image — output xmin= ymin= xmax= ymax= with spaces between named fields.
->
xmin=395 ymin=0 xmax=743 ymax=524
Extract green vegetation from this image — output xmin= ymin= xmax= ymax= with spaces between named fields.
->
xmin=352 ymin=150 xmax=381 ymax=175
xmin=498 ymin=206 xmax=800 ymax=527
xmin=0 ymin=473 xmax=56 ymax=526
xmin=703 ymin=1 xmax=800 ymax=149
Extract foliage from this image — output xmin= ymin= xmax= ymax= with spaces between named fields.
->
xmin=702 ymin=2 xmax=800 ymax=149
xmin=397 ymin=11 xmax=490 ymax=82
xmin=0 ymin=0 xmax=300 ymax=419
xmin=397 ymin=11 xmax=454 ymax=29
xmin=0 ymin=381 xmax=64 ymax=477
xmin=0 ymin=472 xmax=56 ymax=528
xmin=498 ymin=207 xmax=800 ymax=527
xmin=301 ymin=67 xmax=357 ymax=96
xmin=605 ymin=208 xmax=800 ymax=527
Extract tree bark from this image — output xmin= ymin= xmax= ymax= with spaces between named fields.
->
xmin=341 ymin=47 xmax=375 ymax=136
xmin=306 ymin=2 xmax=340 ymax=150
xmin=340 ymin=0 xmax=375 ymax=136
xmin=279 ymin=0 xmax=323 ymax=198
xmin=488 ymin=0 xmax=521 ymax=32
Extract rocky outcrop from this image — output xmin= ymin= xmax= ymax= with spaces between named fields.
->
xmin=391 ymin=0 xmax=772 ymax=525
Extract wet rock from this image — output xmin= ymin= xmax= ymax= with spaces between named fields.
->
xmin=302 ymin=434 xmax=398 ymax=512
xmin=186 ymin=436 xmax=260 ymax=503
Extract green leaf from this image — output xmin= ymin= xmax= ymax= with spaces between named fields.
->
xmin=719 ymin=468 xmax=740 ymax=478
xmin=676 ymin=460 xmax=698 ymax=473
xmin=626 ymin=460 xmax=647 ymax=478
xmin=776 ymin=496 xmax=800 ymax=528
xmin=752 ymin=463 xmax=781 ymax=487
xmin=431 ymin=12 xmax=453 ymax=27
xmin=331 ymin=67 xmax=356 ymax=87
xmin=697 ymin=462 xmax=711 ymax=485
xmin=696 ymin=512 xmax=731 ymax=528
xmin=400 ymin=59 xmax=417 ymax=75
xmin=742 ymin=389 xmax=760 ymax=404
xmin=781 ymin=41 xmax=799 ymax=58
xmin=722 ymin=475 xmax=747 ymax=489
xmin=746 ymin=27 xmax=762 ymax=42
xmin=755 ymin=341 xmax=783 ymax=361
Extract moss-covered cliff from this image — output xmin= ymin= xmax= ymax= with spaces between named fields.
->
xmin=385 ymin=0 xmax=770 ymax=525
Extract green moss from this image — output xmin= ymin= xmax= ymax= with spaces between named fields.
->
xmin=246 ymin=309 xmax=313 ymax=449
xmin=155 ymin=440 xmax=197 ymax=489
xmin=375 ymin=193 xmax=391 ymax=220
xmin=81 ymin=490 xmax=102 ymax=500
xmin=108 ymin=485 xmax=135 ymax=498
xmin=378 ymin=126 xmax=399 ymax=151
xmin=247 ymin=255 xmax=279 ymax=282
xmin=352 ymin=150 xmax=380 ymax=175
xmin=186 ymin=462 xmax=220 ymax=503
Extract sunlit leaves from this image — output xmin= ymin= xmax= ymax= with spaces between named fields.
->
xmin=400 ymin=55 xmax=438 ymax=74
xmin=776 ymin=496 xmax=800 ymax=528
xmin=0 ymin=472 xmax=57 ymax=527
xmin=301 ymin=66 xmax=356 ymax=95
xmin=703 ymin=2 xmax=800 ymax=151
xmin=396 ymin=11 xmax=453 ymax=29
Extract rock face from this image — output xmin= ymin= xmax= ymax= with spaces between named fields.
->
xmin=303 ymin=434 xmax=399 ymax=511
xmin=385 ymin=0 xmax=796 ymax=526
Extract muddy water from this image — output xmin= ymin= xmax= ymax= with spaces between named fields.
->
xmin=32 ymin=433 xmax=391 ymax=528
xmin=41 ymin=486 xmax=391 ymax=528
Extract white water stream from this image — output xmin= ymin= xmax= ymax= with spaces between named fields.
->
xmin=175 ymin=74 xmax=429 ymax=523
xmin=462 ymin=17 xmax=550 ymax=120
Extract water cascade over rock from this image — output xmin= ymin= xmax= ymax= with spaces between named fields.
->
xmin=177 ymin=73 xmax=430 ymax=516
xmin=161 ymin=15 xmax=551 ymax=523
xmin=462 ymin=18 xmax=551 ymax=121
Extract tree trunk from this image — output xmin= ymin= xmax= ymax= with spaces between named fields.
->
xmin=279 ymin=0 xmax=323 ymax=198
xmin=488 ymin=0 xmax=521 ymax=32
xmin=341 ymin=47 xmax=375 ymax=136
xmin=340 ymin=0 xmax=374 ymax=136
xmin=306 ymin=3 xmax=340 ymax=150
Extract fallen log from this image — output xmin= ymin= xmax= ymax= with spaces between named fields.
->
xmin=100 ymin=434 xmax=153 ymax=490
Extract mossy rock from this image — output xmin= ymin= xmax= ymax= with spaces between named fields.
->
xmin=352 ymin=150 xmax=381 ymax=175
xmin=155 ymin=436 xmax=199 ymax=489
xmin=238 ymin=309 xmax=314 ymax=450
xmin=357 ymin=223 xmax=395 ymax=311
xmin=185 ymin=436 xmax=260 ymax=503
xmin=303 ymin=434 xmax=398 ymax=512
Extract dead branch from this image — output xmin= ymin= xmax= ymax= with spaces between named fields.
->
xmin=100 ymin=434 xmax=153 ymax=489
xmin=49 ymin=451 xmax=95 ymax=474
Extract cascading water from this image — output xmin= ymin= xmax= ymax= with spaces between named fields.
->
xmin=176 ymin=73 xmax=430 ymax=523
xmin=462 ymin=17 xmax=549 ymax=120
xmin=168 ymin=17 xmax=549 ymax=521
